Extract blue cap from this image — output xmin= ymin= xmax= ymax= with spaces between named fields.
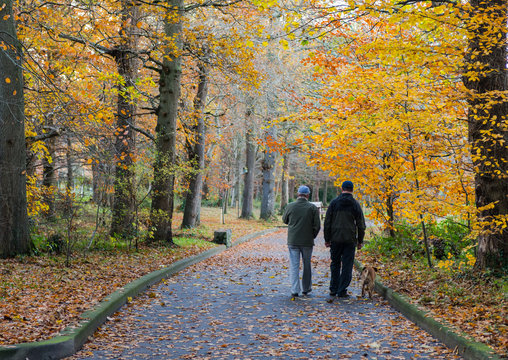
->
xmin=341 ymin=181 xmax=354 ymax=191
xmin=297 ymin=185 xmax=310 ymax=194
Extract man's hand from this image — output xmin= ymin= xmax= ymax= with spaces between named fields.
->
xmin=325 ymin=242 xmax=330 ymax=248
xmin=357 ymin=242 xmax=363 ymax=250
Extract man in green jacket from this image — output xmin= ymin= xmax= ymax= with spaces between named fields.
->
xmin=282 ymin=185 xmax=321 ymax=298
xmin=324 ymin=180 xmax=366 ymax=300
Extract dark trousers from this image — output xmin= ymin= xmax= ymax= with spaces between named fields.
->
xmin=329 ymin=242 xmax=356 ymax=295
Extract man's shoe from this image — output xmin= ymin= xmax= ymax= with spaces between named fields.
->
xmin=337 ymin=291 xmax=350 ymax=298
xmin=302 ymin=290 xmax=312 ymax=296
xmin=291 ymin=293 xmax=299 ymax=298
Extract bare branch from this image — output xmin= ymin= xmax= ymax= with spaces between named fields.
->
xmin=184 ymin=0 xmax=243 ymax=12
xmin=128 ymin=122 xmax=155 ymax=141
xmin=26 ymin=127 xmax=63 ymax=143
xmin=58 ymin=33 xmax=115 ymax=56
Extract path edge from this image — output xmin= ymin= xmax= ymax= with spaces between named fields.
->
xmin=354 ymin=260 xmax=502 ymax=360
xmin=0 ymin=228 xmax=279 ymax=360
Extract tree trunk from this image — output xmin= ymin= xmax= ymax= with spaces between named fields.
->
xmin=241 ymin=116 xmax=256 ymax=219
xmin=312 ymin=168 xmax=320 ymax=202
xmin=223 ymin=188 xmax=228 ymax=215
xmin=64 ymin=135 xmax=74 ymax=216
xmin=322 ymin=179 xmax=328 ymax=206
xmin=385 ymin=193 xmax=395 ymax=238
xmin=382 ymin=153 xmax=396 ymax=237
xmin=231 ymin=138 xmax=242 ymax=208
xmin=110 ymin=0 xmax=140 ymax=238
xmin=260 ymin=125 xmax=276 ymax=220
xmin=280 ymin=152 xmax=289 ymax=214
xmin=288 ymin=159 xmax=296 ymax=202
xmin=0 ymin=0 xmax=30 ymax=257
xmin=288 ymin=177 xmax=296 ymax=201
xmin=181 ymin=55 xmax=209 ymax=228
xmin=463 ymin=0 xmax=508 ymax=270
xmin=42 ymin=116 xmax=56 ymax=219
xmin=149 ymin=0 xmax=182 ymax=243
xmin=66 ymin=136 xmax=74 ymax=191
xmin=92 ymin=142 xmax=113 ymax=207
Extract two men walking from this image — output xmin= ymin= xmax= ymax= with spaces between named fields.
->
xmin=283 ymin=181 xmax=366 ymax=299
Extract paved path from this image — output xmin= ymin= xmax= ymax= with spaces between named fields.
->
xmin=70 ymin=230 xmax=461 ymax=359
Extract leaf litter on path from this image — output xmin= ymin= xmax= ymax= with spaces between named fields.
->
xmin=69 ymin=231 xmax=462 ymax=359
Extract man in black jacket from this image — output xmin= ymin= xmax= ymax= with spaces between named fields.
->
xmin=324 ymin=180 xmax=366 ymax=299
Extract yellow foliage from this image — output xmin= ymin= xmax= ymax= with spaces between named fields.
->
xmin=26 ymin=175 xmax=49 ymax=217
xmin=297 ymin=5 xmax=475 ymax=230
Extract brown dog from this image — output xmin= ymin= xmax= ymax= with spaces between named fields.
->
xmin=360 ymin=266 xmax=377 ymax=298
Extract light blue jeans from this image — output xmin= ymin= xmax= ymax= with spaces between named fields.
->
xmin=288 ymin=245 xmax=313 ymax=295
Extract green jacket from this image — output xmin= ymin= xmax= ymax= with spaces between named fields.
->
xmin=282 ymin=197 xmax=321 ymax=247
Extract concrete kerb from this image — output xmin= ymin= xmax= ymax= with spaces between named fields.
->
xmin=354 ymin=260 xmax=502 ymax=360
xmin=0 ymin=228 xmax=280 ymax=360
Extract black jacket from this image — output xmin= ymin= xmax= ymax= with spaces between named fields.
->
xmin=324 ymin=193 xmax=366 ymax=245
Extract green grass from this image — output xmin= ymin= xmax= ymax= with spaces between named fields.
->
xmin=173 ymin=236 xmax=215 ymax=249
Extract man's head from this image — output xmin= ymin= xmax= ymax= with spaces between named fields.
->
xmin=341 ymin=180 xmax=354 ymax=193
xmin=297 ymin=185 xmax=310 ymax=198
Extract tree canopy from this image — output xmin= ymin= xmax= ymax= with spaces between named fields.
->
xmin=0 ymin=0 xmax=506 ymax=271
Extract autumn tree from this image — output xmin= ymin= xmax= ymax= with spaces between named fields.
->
xmin=282 ymin=0 xmax=507 ymax=271
xmin=0 ymin=0 xmax=30 ymax=257
xmin=181 ymin=50 xmax=209 ymax=228
xmin=463 ymin=0 xmax=508 ymax=270
xmin=258 ymin=49 xmax=279 ymax=220
xmin=290 ymin=3 xmax=471 ymax=264
xmin=240 ymin=102 xmax=257 ymax=219
xmin=57 ymin=0 xmax=142 ymax=238
xmin=149 ymin=0 xmax=183 ymax=244
xmin=260 ymin=123 xmax=277 ymax=220
xmin=109 ymin=0 xmax=141 ymax=239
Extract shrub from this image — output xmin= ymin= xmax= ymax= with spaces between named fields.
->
xmin=365 ymin=221 xmax=425 ymax=260
xmin=427 ymin=218 xmax=471 ymax=260
xmin=365 ymin=218 xmax=472 ymax=264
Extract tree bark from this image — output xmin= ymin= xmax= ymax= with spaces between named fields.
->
xmin=223 ymin=188 xmax=228 ymax=215
xmin=66 ymin=136 xmax=74 ymax=191
xmin=280 ymin=152 xmax=289 ymax=214
xmin=64 ymin=135 xmax=74 ymax=216
xmin=382 ymin=152 xmax=396 ymax=237
xmin=385 ymin=193 xmax=395 ymax=238
xmin=231 ymin=140 xmax=242 ymax=208
xmin=312 ymin=168 xmax=320 ymax=202
xmin=110 ymin=0 xmax=140 ymax=238
xmin=241 ymin=110 xmax=256 ymax=219
xmin=92 ymin=142 xmax=113 ymax=207
xmin=42 ymin=115 xmax=57 ymax=219
xmin=288 ymin=158 xmax=296 ymax=201
xmin=0 ymin=0 xmax=30 ymax=257
xmin=322 ymin=179 xmax=328 ymax=207
xmin=181 ymin=55 xmax=209 ymax=228
xmin=463 ymin=0 xmax=508 ymax=270
xmin=149 ymin=0 xmax=182 ymax=243
xmin=260 ymin=125 xmax=276 ymax=220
